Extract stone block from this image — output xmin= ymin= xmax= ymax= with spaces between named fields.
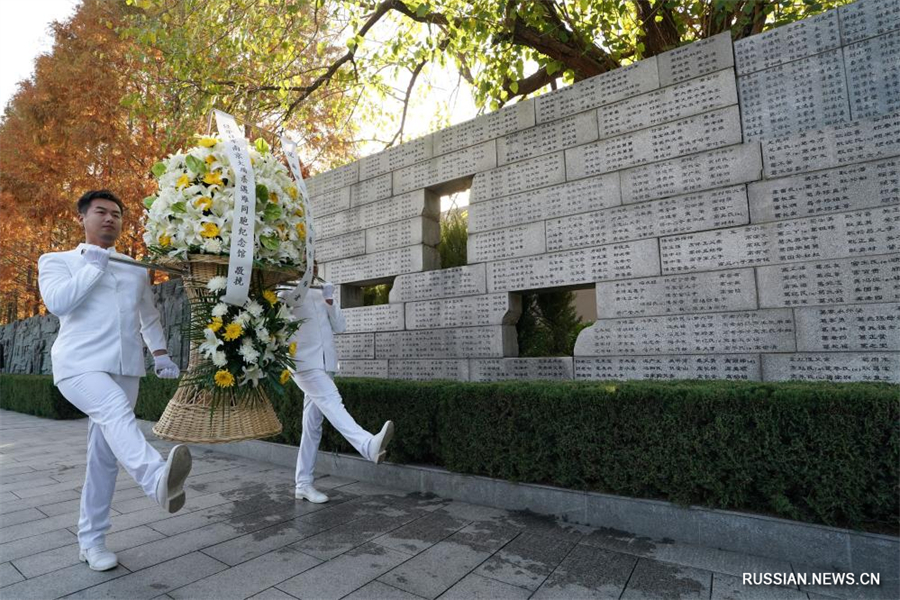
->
xmin=467 ymin=221 xmax=546 ymax=262
xmin=469 ymin=358 xmax=574 ymax=382
xmin=596 ymin=268 xmax=758 ymax=319
xmin=621 ymin=143 xmax=762 ymax=204
xmin=376 ymin=326 xmax=517 ymax=359
xmin=574 ymin=309 xmax=796 ymax=355
xmin=657 ymin=31 xmax=734 ymax=86
xmin=748 ymin=157 xmax=900 ymax=223
xmin=315 ymin=189 xmax=440 ymax=240
xmin=468 ymin=172 xmax=620 ymax=234
xmin=432 ymin=100 xmax=535 ymax=156
xmin=486 ymin=238 xmax=661 ymax=293
xmin=334 ymin=333 xmax=375 ymax=359
xmin=366 ymin=216 xmax=440 ymax=254
xmin=338 ymin=360 xmax=389 ymax=378
xmin=392 ymin=140 xmax=496 ymax=195
xmin=531 ymin=544 xmax=635 ymax=600
xmin=314 ymin=230 xmax=366 ymax=262
xmin=738 ymin=48 xmax=850 ymax=141
xmin=547 ymin=184 xmax=749 ymax=252
xmin=844 ymin=32 xmax=900 ymax=121
xmin=387 ymin=360 xmax=470 ymax=381
xmin=734 ymin=10 xmax=841 ymax=75
xmin=470 ymin=152 xmax=566 ymax=204
xmin=497 ymin=111 xmax=598 ymax=165
xmin=567 ymin=106 xmax=742 ymax=179
xmin=762 ymin=112 xmax=900 ymax=178
xmin=757 ymin=255 xmax=900 ymax=308
xmin=622 ymin=558 xmax=712 ymax=600
xmin=342 ymin=304 xmax=405 ymax=332
xmin=309 ymin=186 xmax=351 ymax=218
xmin=306 ymin=161 xmax=359 ymax=197
xmin=575 ymin=355 xmax=762 ymax=381
xmin=762 ymin=352 xmax=900 ymax=383
xmin=599 ymin=69 xmax=738 ymax=139
xmin=838 ymin=0 xmax=900 ymax=45
xmin=350 ymin=173 xmax=392 ymax=207
xmin=660 ymin=205 xmax=900 ymax=274
xmin=326 ymin=245 xmax=440 ymax=285
xmin=390 ymin=264 xmax=487 ymax=303
xmin=359 ymin=135 xmax=433 ymax=180
xmin=405 ymin=293 xmax=522 ymax=330
xmin=794 ymin=302 xmax=900 ymax=351
xmin=536 ymin=58 xmax=659 ymax=123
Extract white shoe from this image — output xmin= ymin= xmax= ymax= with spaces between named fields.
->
xmin=79 ymin=546 xmax=118 ymax=571
xmin=295 ymin=485 xmax=329 ymax=503
xmin=370 ymin=421 xmax=395 ymax=464
xmin=156 ymin=444 xmax=192 ymax=514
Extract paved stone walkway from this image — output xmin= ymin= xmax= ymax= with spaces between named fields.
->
xmin=0 ymin=409 xmax=888 ymax=599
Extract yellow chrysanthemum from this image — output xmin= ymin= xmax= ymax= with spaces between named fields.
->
xmin=200 ymin=222 xmax=220 ymax=238
xmin=176 ymin=174 xmax=191 ymax=190
xmin=207 ymin=317 xmax=223 ymax=332
xmin=269 ymin=191 xmax=278 ymax=204
xmin=287 ymin=186 xmax=298 ymax=200
xmin=262 ymin=290 xmax=278 ymax=306
xmin=214 ymin=370 xmax=235 ymax=387
xmin=294 ymin=207 xmax=304 ymax=217
xmin=158 ymin=234 xmax=171 ymax=247
xmin=204 ymin=155 xmax=216 ymax=166
xmin=194 ymin=197 xmax=213 ymax=211
xmin=280 ymin=369 xmax=291 ymax=385
xmin=288 ymin=342 xmax=297 ymax=356
xmin=203 ymin=171 xmax=223 ymax=186
xmin=295 ymin=223 xmax=306 ymax=238
xmin=223 ymin=322 xmax=243 ymax=341
xmin=198 ymin=137 xmax=218 ymax=148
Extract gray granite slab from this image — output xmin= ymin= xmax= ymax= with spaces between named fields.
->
xmin=359 ymin=135 xmax=433 ymax=180
xmin=497 ymin=111 xmax=598 ymax=165
xmin=468 ymin=221 xmax=546 ymax=262
xmin=342 ymin=304 xmax=405 ymax=333
xmin=389 ymin=264 xmax=487 ymax=303
xmin=386 ymin=360 xmax=470 ymax=381
xmin=734 ymin=10 xmax=841 ymax=75
xmin=471 ymin=152 xmax=566 ymax=204
xmin=375 ymin=326 xmax=517 ymax=359
xmin=469 ymin=358 xmax=575 ymax=382
xmin=575 ymin=355 xmax=762 ymax=381
xmin=306 ymin=162 xmax=359 ymax=198
xmin=794 ymin=302 xmax=900 ymax=352
xmin=337 ymin=360 xmax=389 ymax=378
xmin=334 ymin=333 xmax=375 ymax=360
xmin=531 ymin=544 xmax=636 ymax=599
xmin=365 ymin=216 xmax=440 ymax=254
xmin=314 ymin=189 xmax=439 ymax=240
xmin=658 ymin=32 xmax=734 ymax=86
xmin=325 ymin=245 xmax=440 ymax=285
xmin=405 ymin=293 xmax=521 ymax=330
xmin=762 ymin=352 xmax=900 ymax=383
xmin=392 ymin=140 xmax=496 ymax=195
xmin=432 ymin=101 xmax=535 ymax=156
xmin=839 ymin=0 xmax=900 ymax=45
xmin=844 ymin=32 xmax=900 ymax=121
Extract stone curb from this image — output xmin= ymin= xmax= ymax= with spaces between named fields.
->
xmin=137 ymin=419 xmax=898 ymax=576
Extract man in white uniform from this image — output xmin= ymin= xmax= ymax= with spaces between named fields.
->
xmin=283 ymin=263 xmax=394 ymax=503
xmin=38 ymin=190 xmax=193 ymax=572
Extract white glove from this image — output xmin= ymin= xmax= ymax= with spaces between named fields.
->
xmin=82 ymin=245 xmax=110 ymax=271
xmin=322 ymin=282 xmax=335 ymax=301
xmin=154 ymin=354 xmax=180 ymax=379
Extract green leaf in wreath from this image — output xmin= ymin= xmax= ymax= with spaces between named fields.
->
xmin=260 ymin=235 xmax=280 ymax=250
xmin=151 ymin=162 xmax=167 ymax=178
xmin=171 ymin=201 xmax=187 ymax=213
xmin=185 ymin=154 xmax=207 ymax=175
xmin=254 ymin=138 xmax=270 ymax=154
xmin=142 ymin=195 xmax=156 ymax=209
xmin=256 ymin=183 xmax=269 ymax=202
xmin=263 ymin=203 xmax=282 ymax=221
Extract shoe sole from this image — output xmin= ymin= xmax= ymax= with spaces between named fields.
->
xmin=163 ymin=445 xmax=192 ymax=513
xmin=79 ymin=553 xmax=117 ymax=571
xmin=373 ymin=421 xmax=394 ymax=464
xmin=294 ymin=493 xmax=329 ymax=504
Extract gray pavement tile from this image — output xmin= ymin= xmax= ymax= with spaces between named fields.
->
xmin=277 ymin=542 xmax=413 ymax=600
xmin=201 ymin=516 xmax=324 ymax=566
xmin=147 ymin=492 xmax=297 ymax=536
xmin=14 ymin=481 xmax=85 ymax=499
xmin=437 ymin=501 xmax=515 ymax=523
xmin=0 ymin=465 xmax=37 ymax=477
xmin=0 ymin=561 xmax=25 ymax=587
xmin=0 ymin=507 xmax=46 ymax=529
xmin=503 ymin=511 xmax=593 ymax=543
xmin=342 ymin=580 xmax=426 ymax=600
xmin=0 ymin=527 xmax=77 ymax=563
xmin=374 ymin=511 xmax=471 ymax=556
xmin=439 ymin=572 xmax=532 ymax=599
xmin=248 ymin=587 xmax=299 ymax=600
xmin=336 ymin=481 xmax=411 ymax=497
xmin=64 ymin=551 xmax=227 ymax=599
xmin=308 ymin=474 xmax=358 ymax=490
xmin=13 ymin=525 xmax=166 ymax=578
xmin=1 ymin=511 xmax=81 ymax=543
xmin=169 ymin=546 xmax=320 ymax=600
xmin=39 ymin=499 xmax=120 ymax=518
xmin=290 ymin=512 xmax=421 ymax=560
xmin=449 ymin=520 xmax=521 ymax=553
xmin=794 ymin=564 xmax=899 ymax=600
xmin=531 ymin=544 xmax=637 ymax=600
xmin=0 ymin=559 xmax=129 ymax=599
xmin=621 ymin=557 xmax=712 ymax=599
xmin=0 ymin=491 xmax=19 ymax=504
xmin=475 ymin=531 xmax=576 ymax=591
xmin=1 ymin=470 xmax=67 ymax=485
xmin=0 ymin=476 xmax=63 ymax=494
xmin=712 ymin=572 xmax=810 ymax=599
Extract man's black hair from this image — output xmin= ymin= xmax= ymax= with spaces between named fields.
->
xmin=76 ymin=190 xmax=125 ymax=215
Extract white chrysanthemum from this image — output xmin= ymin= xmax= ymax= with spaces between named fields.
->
xmin=211 ymin=303 xmax=229 ymax=318
xmin=233 ymin=311 xmax=252 ymax=326
xmin=255 ymin=328 xmax=271 ymax=344
xmin=239 ymin=340 xmax=259 ymax=364
xmin=206 ymin=276 xmax=228 ymax=292
xmin=212 ymin=350 xmax=228 ymax=367
xmin=245 ymin=301 xmax=263 ymax=318
xmin=203 ymin=238 xmax=223 ymax=254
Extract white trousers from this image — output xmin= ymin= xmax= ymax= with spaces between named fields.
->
xmin=57 ymin=372 xmax=166 ymax=550
xmin=293 ymin=369 xmax=373 ymax=487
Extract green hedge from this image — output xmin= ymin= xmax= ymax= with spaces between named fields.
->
xmin=2 ymin=374 xmax=897 ymax=532
xmin=0 ymin=374 xmax=86 ymax=419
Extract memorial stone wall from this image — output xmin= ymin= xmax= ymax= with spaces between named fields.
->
xmin=302 ymin=0 xmax=899 ymax=383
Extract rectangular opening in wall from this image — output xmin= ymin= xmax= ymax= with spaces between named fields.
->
xmin=438 ymin=189 xmax=469 ymax=269
xmin=516 ymin=285 xmax=596 ymax=357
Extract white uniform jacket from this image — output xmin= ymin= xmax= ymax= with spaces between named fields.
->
xmin=285 ymin=288 xmax=346 ymax=372
xmin=38 ymin=244 xmax=168 ymax=384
